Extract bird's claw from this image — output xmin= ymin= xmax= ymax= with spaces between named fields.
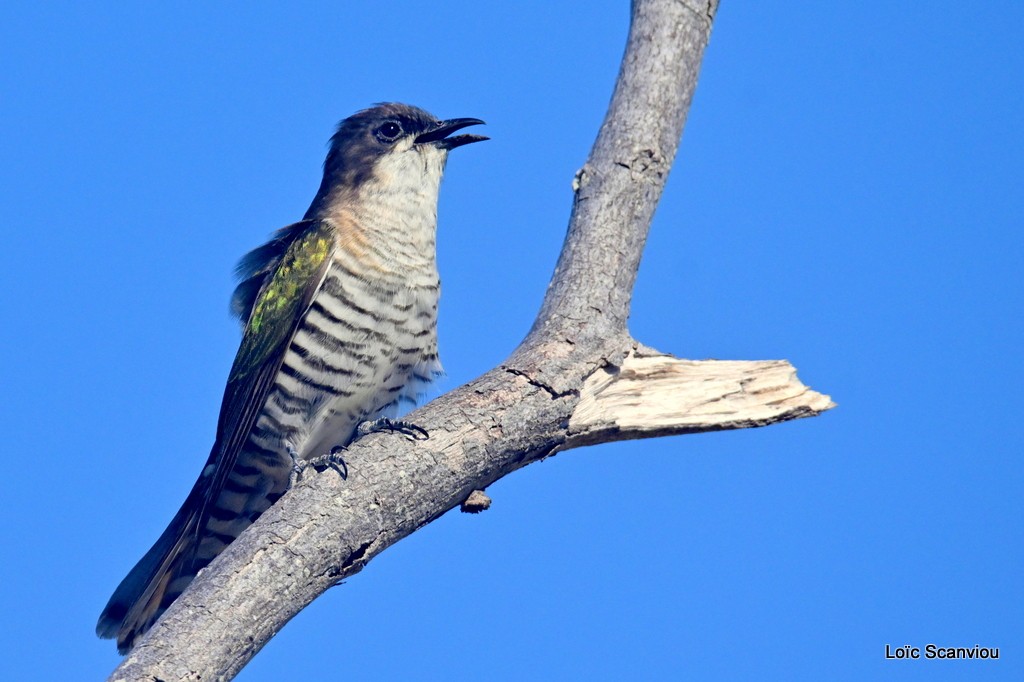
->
xmin=306 ymin=446 xmax=349 ymax=480
xmin=289 ymin=417 xmax=427 ymax=486
xmin=288 ymin=444 xmax=348 ymax=484
xmin=356 ymin=417 xmax=429 ymax=441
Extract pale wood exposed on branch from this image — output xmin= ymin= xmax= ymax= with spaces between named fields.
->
xmin=108 ymin=1 xmax=833 ymax=680
xmin=565 ymin=348 xmax=834 ymax=449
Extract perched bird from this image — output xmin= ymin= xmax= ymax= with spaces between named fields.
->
xmin=97 ymin=103 xmax=486 ymax=653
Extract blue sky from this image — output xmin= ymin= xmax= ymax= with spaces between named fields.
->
xmin=1 ymin=2 xmax=1020 ymax=680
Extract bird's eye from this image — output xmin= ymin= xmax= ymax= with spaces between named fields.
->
xmin=375 ymin=120 xmax=403 ymax=142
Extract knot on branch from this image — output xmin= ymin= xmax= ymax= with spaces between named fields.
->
xmin=461 ymin=490 xmax=492 ymax=513
xmin=339 ymin=539 xmax=374 ymax=573
xmin=614 ymin=148 xmax=666 ymax=182
xmin=572 ymin=166 xmax=590 ymax=194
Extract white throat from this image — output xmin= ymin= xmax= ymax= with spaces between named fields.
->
xmin=355 ymin=142 xmax=448 ymax=269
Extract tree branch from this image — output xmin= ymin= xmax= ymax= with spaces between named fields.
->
xmin=109 ymin=1 xmax=832 ymax=679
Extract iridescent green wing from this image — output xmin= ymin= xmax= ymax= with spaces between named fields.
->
xmin=206 ymin=220 xmax=335 ymax=503
xmin=230 ymin=220 xmax=316 ymax=323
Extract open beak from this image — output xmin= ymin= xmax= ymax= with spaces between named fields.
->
xmin=415 ymin=117 xmax=488 ymax=150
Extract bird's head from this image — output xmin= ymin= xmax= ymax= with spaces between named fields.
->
xmin=313 ymin=103 xmax=486 ymax=208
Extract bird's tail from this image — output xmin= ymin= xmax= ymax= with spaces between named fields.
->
xmin=96 ymin=479 xmax=206 ymax=654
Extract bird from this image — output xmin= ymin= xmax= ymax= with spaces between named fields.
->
xmin=97 ymin=103 xmax=486 ymax=653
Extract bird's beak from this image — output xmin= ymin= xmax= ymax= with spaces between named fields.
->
xmin=415 ymin=118 xmax=488 ymax=150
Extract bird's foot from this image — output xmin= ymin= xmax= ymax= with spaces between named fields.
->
xmin=287 ymin=445 xmax=305 ymax=487
xmin=356 ymin=417 xmax=429 ymax=441
xmin=306 ymin=446 xmax=349 ymax=480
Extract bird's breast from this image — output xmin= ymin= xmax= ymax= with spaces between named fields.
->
xmin=258 ymin=249 xmax=441 ymax=459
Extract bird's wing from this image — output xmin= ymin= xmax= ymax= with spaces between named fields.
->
xmin=204 ymin=219 xmax=336 ymax=518
xmin=96 ymin=220 xmax=337 ymax=652
xmin=230 ymin=220 xmax=316 ymax=323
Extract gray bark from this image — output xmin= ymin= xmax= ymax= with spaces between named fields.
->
xmin=108 ymin=1 xmax=831 ymax=679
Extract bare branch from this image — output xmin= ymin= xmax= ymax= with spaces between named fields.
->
xmin=108 ymin=1 xmax=834 ymax=679
xmin=534 ymin=0 xmax=718 ymax=340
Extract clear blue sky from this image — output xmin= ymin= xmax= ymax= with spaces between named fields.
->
xmin=1 ymin=2 xmax=1020 ymax=680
